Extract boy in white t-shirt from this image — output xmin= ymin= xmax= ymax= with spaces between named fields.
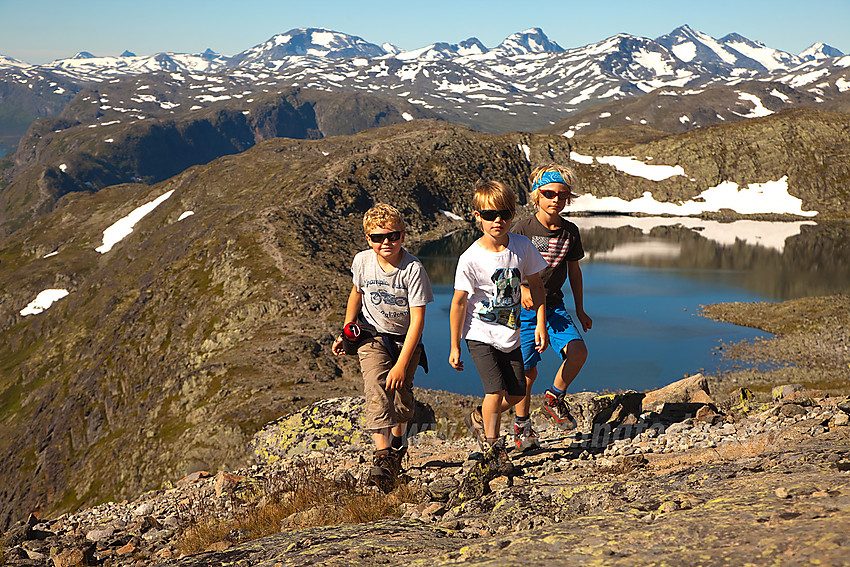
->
xmin=449 ymin=181 xmax=548 ymax=462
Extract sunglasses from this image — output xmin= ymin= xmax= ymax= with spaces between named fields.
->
xmin=476 ymin=209 xmax=514 ymax=221
xmin=539 ymin=189 xmax=570 ymax=200
xmin=368 ymin=230 xmax=402 ymax=243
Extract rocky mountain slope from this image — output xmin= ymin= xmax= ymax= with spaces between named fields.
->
xmin=0 ymin=85 xmax=437 ymax=234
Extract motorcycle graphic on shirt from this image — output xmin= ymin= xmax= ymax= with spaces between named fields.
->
xmin=473 ymin=267 xmax=521 ymax=329
xmin=370 ymin=288 xmax=408 ymax=307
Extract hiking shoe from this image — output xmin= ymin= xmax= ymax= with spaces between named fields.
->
xmin=465 ymin=406 xmax=487 ymax=451
xmin=451 ymin=438 xmax=513 ymax=506
xmin=513 ymin=420 xmax=540 ymax=452
xmin=367 ymin=448 xmax=397 ymax=493
xmin=483 ymin=438 xmax=514 ymax=476
xmin=543 ymin=390 xmax=578 ymax=430
xmin=389 ymin=445 xmax=406 ymax=476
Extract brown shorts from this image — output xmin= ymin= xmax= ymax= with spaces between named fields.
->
xmin=358 ymin=337 xmax=422 ymax=431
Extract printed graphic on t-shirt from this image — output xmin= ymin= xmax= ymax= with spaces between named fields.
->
xmin=473 ymin=267 xmax=521 ymax=329
xmin=532 ymin=235 xmax=570 ymax=267
xmin=368 ymin=288 xmax=409 ymax=307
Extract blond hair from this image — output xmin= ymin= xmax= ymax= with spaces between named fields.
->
xmin=529 ymin=164 xmax=578 ymax=207
xmin=472 ymin=180 xmax=517 ymax=214
xmin=363 ymin=203 xmax=405 ymax=234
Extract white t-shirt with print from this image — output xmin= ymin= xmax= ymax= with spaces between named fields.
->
xmin=454 ymin=234 xmax=547 ymax=352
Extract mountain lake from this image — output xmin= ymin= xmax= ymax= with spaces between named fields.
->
xmin=411 ymin=216 xmax=850 ymax=395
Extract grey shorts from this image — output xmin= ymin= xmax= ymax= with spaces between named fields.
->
xmin=465 ymin=339 xmax=526 ymax=396
xmin=358 ymin=337 xmax=421 ymax=431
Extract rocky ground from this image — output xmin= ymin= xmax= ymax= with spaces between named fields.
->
xmin=3 ymin=380 xmax=849 ymax=567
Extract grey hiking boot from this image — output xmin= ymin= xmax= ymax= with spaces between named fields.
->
xmin=543 ymin=389 xmax=578 ymax=430
xmin=367 ymin=448 xmax=397 ymax=493
xmin=464 ymin=405 xmax=487 ymax=451
xmin=513 ymin=420 xmax=540 ymax=451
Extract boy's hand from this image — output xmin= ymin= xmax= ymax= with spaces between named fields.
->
xmin=331 ymin=334 xmax=345 ymax=356
xmin=449 ymin=347 xmax=463 ymax=371
xmin=386 ymin=363 xmax=406 ymax=390
xmin=577 ymin=309 xmax=593 ymax=332
xmin=535 ymin=325 xmax=549 ymax=353
xmin=520 ymin=286 xmax=534 ymax=310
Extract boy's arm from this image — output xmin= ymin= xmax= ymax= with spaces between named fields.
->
xmin=332 ymin=285 xmax=363 ymax=356
xmin=527 ymin=272 xmax=548 ymax=353
xmin=567 ymin=260 xmax=592 ymax=332
xmin=520 ymin=284 xmax=534 ymax=309
xmin=385 ymin=305 xmax=426 ymax=390
xmin=448 ymin=289 xmax=468 ymax=371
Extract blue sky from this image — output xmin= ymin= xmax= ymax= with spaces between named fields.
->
xmin=1 ymin=0 xmax=848 ymax=64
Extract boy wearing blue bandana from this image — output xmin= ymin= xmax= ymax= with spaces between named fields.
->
xmin=511 ymin=165 xmax=592 ymax=450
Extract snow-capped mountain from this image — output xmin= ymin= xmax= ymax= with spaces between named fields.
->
xmin=33 ymin=49 xmax=228 ymax=81
xmin=0 ymin=25 xmax=847 ymax=141
xmin=227 ymin=28 xmax=387 ymax=67
xmin=489 ymin=27 xmax=565 ymax=57
xmin=800 ymin=42 xmax=845 ymax=61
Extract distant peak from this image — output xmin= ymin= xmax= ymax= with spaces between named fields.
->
xmin=72 ymin=51 xmax=96 ymax=59
xmin=120 ymin=50 xmax=136 ymax=58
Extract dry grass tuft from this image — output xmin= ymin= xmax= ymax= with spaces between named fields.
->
xmin=177 ymin=459 xmax=421 ymax=556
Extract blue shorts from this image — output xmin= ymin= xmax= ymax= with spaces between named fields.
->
xmin=520 ymin=302 xmax=584 ymax=370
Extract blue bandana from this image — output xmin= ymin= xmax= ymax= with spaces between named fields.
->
xmin=531 ymin=170 xmax=567 ymax=192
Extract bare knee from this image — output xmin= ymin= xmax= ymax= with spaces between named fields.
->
xmin=525 ymin=366 xmax=538 ymax=384
xmin=567 ymin=340 xmax=588 ymax=366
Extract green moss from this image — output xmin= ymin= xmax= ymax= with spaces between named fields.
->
xmin=0 ymin=379 xmax=24 ymax=417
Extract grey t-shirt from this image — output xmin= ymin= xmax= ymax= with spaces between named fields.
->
xmin=352 ymin=249 xmax=434 ymax=336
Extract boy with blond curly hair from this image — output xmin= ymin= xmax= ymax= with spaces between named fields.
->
xmin=332 ymin=203 xmax=433 ymax=490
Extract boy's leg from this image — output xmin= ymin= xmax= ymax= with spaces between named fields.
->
xmin=360 ymin=339 xmax=395 ymax=440
xmin=482 ymin=391 xmax=506 ymax=442
xmin=517 ymin=306 xmax=543 ymax=419
xmin=373 ymin=428 xmax=393 ymax=450
xmin=541 ymin=306 xmax=585 ymax=430
xmin=553 ymin=339 xmax=588 ymax=391
xmin=517 ymin=366 xmax=537 ymax=418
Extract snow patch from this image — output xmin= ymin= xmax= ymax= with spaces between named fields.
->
xmin=96 ymin=190 xmax=175 ymax=253
xmin=177 ymin=211 xmax=194 ymax=221
xmin=569 ymin=151 xmax=594 ymax=164
xmin=734 ymin=92 xmax=773 ymax=118
xmin=769 ymin=89 xmax=791 ymax=103
xmin=571 ymin=177 xmax=816 ymax=217
xmin=440 ymin=210 xmax=464 ymax=221
xmin=518 ymin=144 xmax=531 ymax=163
xmin=20 ymin=289 xmax=70 ymax=316
xmin=596 ymin=156 xmax=685 ymax=181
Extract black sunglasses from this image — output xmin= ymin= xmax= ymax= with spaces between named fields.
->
xmin=540 ymin=189 xmax=570 ymax=200
xmin=476 ymin=209 xmax=514 ymax=221
xmin=368 ymin=230 xmax=402 ymax=243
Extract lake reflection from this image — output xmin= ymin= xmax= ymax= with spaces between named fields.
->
xmin=411 ymin=217 xmax=850 ymax=395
